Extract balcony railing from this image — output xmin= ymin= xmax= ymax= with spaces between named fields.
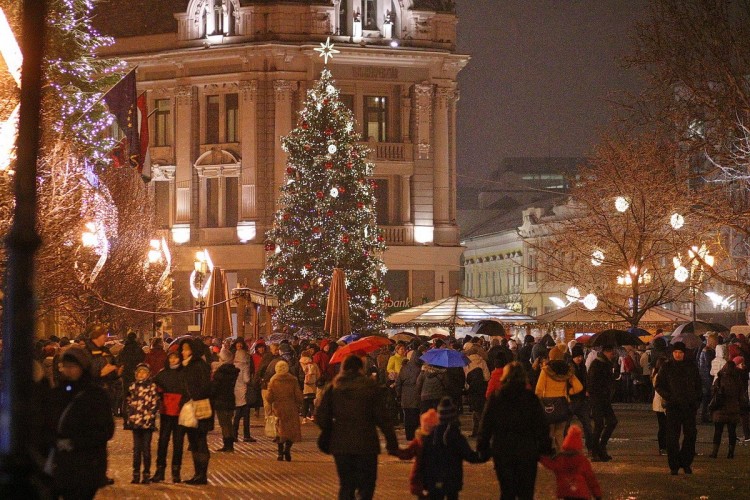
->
xmin=381 ymin=225 xmax=414 ymax=245
xmin=359 ymin=142 xmax=413 ymax=162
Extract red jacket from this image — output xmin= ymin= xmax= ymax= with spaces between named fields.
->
xmin=540 ymin=452 xmax=602 ymax=499
xmin=395 ymin=435 xmax=426 ymax=497
xmin=485 ymin=367 xmax=504 ymax=398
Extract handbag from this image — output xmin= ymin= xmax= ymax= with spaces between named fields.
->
xmin=541 ymin=378 xmax=572 ymax=424
xmin=178 ymin=400 xmax=199 ymax=428
xmin=264 ymin=415 xmax=278 ymax=438
xmin=708 ymin=378 xmax=725 ymax=412
xmin=193 ymin=398 xmax=212 ymax=420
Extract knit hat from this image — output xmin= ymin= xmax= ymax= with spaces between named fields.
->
xmin=61 ymin=345 xmax=91 ymax=371
xmin=437 ymin=397 xmax=458 ymax=424
xmin=562 ymin=425 xmax=584 ymax=452
xmin=135 ymin=363 xmax=151 ymax=377
xmin=274 ymin=360 xmax=290 ymax=375
xmin=419 ymin=409 xmax=439 ymax=435
xmin=672 ymin=341 xmax=687 ymax=352
xmin=571 ymin=344 xmax=585 ymax=358
xmin=548 ymin=345 xmax=566 ymax=361
xmin=733 ymin=356 xmax=745 ymax=366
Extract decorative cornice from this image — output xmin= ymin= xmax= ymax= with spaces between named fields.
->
xmin=175 ymin=85 xmax=193 ymax=105
xmin=240 ymin=80 xmax=258 ymax=102
xmin=273 ymin=80 xmax=295 ymax=102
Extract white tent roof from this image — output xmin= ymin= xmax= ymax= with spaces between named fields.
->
xmin=386 ymin=293 xmax=535 ymax=326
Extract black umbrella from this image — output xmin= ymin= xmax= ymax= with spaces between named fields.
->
xmin=590 ymin=329 xmax=644 ymax=347
xmin=672 ymin=321 xmax=729 ymax=336
xmin=470 ymin=320 xmax=506 ymax=337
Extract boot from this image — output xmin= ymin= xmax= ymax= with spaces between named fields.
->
xmin=141 ymin=473 xmax=151 ymax=484
xmin=216 ymin=437 xmax=233 ymax=452
xmin=277 ymin=442 xmax=284 ymax=461
xmin=171 ymin=465 xmax=181 ymax=484
xmin=728 ymin=443 xmax=736 ymax=459
xmin=283 ymin=441 xmax=292 ymax=462
xmin=709 ymin=443 xmax=720 ymax=458
xmin=131 ymin=472 xmax=140 ymax=485
xmin=151 ymin=466 xmax=165 ymax=483
xmin=185 ymin=453 xmax=209 ymax=485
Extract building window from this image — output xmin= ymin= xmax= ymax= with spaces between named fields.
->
xmin=340 ymin=94 xmax=355 ymax=114
xmin=338 ymin=0 xmax=348 ymax=35
xmin=527 ymin=254 xmax=538 ymax=283
xmin=527 ymin=307 xmax=538 ymax=317
xmin=373 ymin=178 xmax=389 ymax=224
xmin=364 ymin=96 xmax=387 ymax=142
xmin=364 ymin=0 xmax=377 ymax=29
xmin=153 ymin=99 xmax=172 ymax=147
xmin=206 ymin=95 xmax=220 ymax=144
xmin=154 ymin=181 xmax=170 ymax=228
xmin=203 ymin=176 xmax=238 ymax=229
xmin=225 ymin=93 xmax=238 ymax=143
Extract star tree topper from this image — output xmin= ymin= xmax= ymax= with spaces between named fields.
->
xmin=314 ymin=37 xmax=340 ymax=65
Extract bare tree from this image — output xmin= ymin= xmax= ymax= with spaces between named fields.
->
xmin=527 ymin=133 xmax=714 ymax=328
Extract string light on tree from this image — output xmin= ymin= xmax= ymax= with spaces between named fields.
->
xmin=614 ymin=196 xmax=630 ymax=212
xmin=670 ymin=213 xmax=685 ymax=230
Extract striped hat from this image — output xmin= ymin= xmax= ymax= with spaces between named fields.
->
xmin=437 ymin=397 xmax=458 ymax=424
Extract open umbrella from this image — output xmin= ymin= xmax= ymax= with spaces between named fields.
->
xmin=575 ymin=334 xmax=594 ymax=344
xmin=267 ymin=332 xmax=294 ymax=344
xmin=470 ymin=319 xmax=506 ymax=337
xmin=627 ymin=327 xmax=650 ymax=337
xmin=419 ymin=348 xmax=470 ymax=368
xmin=391 ymin=332 xmax=417 ymax=343
xmin=329 ymin=335 xmax=392 ymax=364
xmin=338 ymin=333 xmax=361 ymax=344
xmin=324 ymin=268 xmax=351 ymax=338
xmin=670 ymin=332 xmax=703 ymax=351
xmin=672 ymin=321 xmax=729 ymax=337
xmin=589 ymin=329 xmax=644 ymax=347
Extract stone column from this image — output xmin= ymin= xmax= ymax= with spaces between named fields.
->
xmin=174 ymin=85 xmax=194 ymax=226
xmin=273 ymin=80 xmax=294 ymax=204
xmin=240 ymin=80 xmax=258 ymax=219
xmin=412 ymin=83 xmax=434 ymax=237
xmin=433 ymin=86 xmax=456 ymax=245
xmin=400 ymin=174 xmax=411 ymax=224
xmin=400 ymin=90 xmax=411 ymax=143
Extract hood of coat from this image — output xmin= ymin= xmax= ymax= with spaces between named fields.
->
xmin=543 ymin=360 xmax=574 ymax=381
xmin=424 ymin=364 xmax=447 ymax=377
xmin=233 ymin=349 xmax=249 ymax=365
xmin=715 ymin=344 xmax=727 ymax=361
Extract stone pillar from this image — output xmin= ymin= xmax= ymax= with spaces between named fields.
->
xmin=412 ymin=83 xmax=434 ymax=240
xmin=240 ymin=80 xmax=258 ymax=220
xmin=273 ymin=80 xmax=294 ymax=204
xmin=400 ymin=90 xmax=411 ymax=143
xmin=174 ymin=85 xmax=194 ymax=227
xmin=433 ymin=87 xmax=455 ymax=245
xmin=400 ymin=175 xmax=411 ymax=224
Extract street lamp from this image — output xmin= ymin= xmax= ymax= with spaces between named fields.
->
xmin=190 ymin=249 xmax=213 ymax=330
xmin=146 ymin=238 xmax=171 ymax=338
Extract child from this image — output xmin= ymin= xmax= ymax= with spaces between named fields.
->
xmin=299 ymin=353 xmax=320 ymax=421
xmin=395 ymin=408 xmax=440 ymax=497
xmin=397 ymin=398 xmax=482 ymax=499
xmin=539 ymin=425 xmax=602 ymax=500
xmin=125 ymin=363 xmax=160 ymax=484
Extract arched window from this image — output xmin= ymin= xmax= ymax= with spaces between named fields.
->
xmin=189 ymin=0 xmax=238 ymax=39
xmin=335 ymin=0 xmax=399 ymax=37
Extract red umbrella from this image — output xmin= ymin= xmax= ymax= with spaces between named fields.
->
xmin=330 ymin=336 xmax=392 ymax=364
xmin=576 ymin=335 xmax=593 ymax=344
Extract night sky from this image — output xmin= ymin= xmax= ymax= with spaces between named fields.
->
xmin=455 ymin=0 xmax=649 ymax=203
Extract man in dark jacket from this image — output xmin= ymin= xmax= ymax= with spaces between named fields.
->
xmin=518 ymin=335 xmax=535 ymax=375
xmin=587 ymin=345 xmax=618 ymax=462
xmin=211 ymin=350 xmax=240 ymax=452
xmin=395 ymin=354 xmax=423 ymax=440
xmin=655 ymin=341 xmax=702 ymax=475
xmin=316 ymin=354 xmax=398 ymax=500
xmin=119 ymin=332 xmax=146 ymax=389
xmin=569 ymin=344 xmax=594 ymax=454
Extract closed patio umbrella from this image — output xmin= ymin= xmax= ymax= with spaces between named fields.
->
xmin=324 ymin=268 xmax=351 ymax=338
xmin=202 ymin=266 xmax=233 ymax=339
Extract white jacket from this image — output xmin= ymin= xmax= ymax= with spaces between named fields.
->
xmin=710 ymin=344 xmax=727 ymax=380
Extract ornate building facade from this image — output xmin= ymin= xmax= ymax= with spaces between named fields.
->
xmin=95 ymin=0 xmax=468 ymax=333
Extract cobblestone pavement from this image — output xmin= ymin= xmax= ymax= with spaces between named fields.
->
xmin=96 ymin=405 xmax=749 ymax=499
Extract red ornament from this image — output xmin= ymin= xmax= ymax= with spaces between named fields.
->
xmin=277 ymin=278 xmax=285 ymax=285
xmin=302 ymin=122 xmax=309 ymax=130
xmin=370 ymin=286 xmax=379 ymax=293
xmin=264 ymin=241 xmax=274 ymax=251
xmin=304 ymin=144 xmax=312 ymax=151
xmin=357 ymin=202 xmax=364 ymax=209
xmin=312 ymin=227 xmax=321 ymax=234
xmin=293 ymin=239 xmax=300 ymax=246
xmin=316 ymin=191 xmax=324 ymax=199
xmin=286 ymin=167 xmax=295 ymax=175
xmin=323 ymin=99 xmax=329 ymax=105
xmin=278 ymin=267 xmax=285 ymax=273
xmin=346 ymin=162 xmax=353 ymax=169
xmin=324 ymin=128 xmax=333 ymax=136
xmin=370 ymin=180 xmax=378 ymax=189
xmin=339 ymin=186 xmax=346 ymax=194
xmin=305 ymin=262 xmax=313 ymax=269
xmin=326 ymin=210 xmax=334 ymax=217
xmin=358 ymin=178 xmax=366 ymax=184
xmin=309 ymin=300 xmax=319 ymax=308
xmin=377 ymin=235 xmax=384 ymax=242
xmin=370 ymin=312 xmax=378 ymax=320
xmin=302 ymin=283 xmax=309 ymax=290
xmin=341 ymin=234 xmax=350 ymax=244
xmin=283 ymin=213 xmax=290 ymax=221
xmin=325 ymin=162 xmax=333 ymax=169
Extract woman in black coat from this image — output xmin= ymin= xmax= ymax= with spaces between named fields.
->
xmin=477 ymin=361 xmax=551 ymax=500
xmin=709 ymin=360 xmax=746 ymax=459
xmin=50 ymin=346 xmax=115 ymax=500
xmin=179 ymin=338 xmax=213 ymax=485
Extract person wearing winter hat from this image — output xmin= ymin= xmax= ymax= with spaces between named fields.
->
xmin=655 ymin=340 xmax=702 ymax=475
xmin=125 ymin=363 xmax=160 ymax=484
xmin=211 ymin=348 xmax=240 ymax=452
xmin=540 ymin=425 xmax=602 ymax=500
xmin=536 ymin=345 xmax=584 ymax=452
xmin=266 ymin=360 xmax=303 ymax=461
xmin=50 ymin=345 xmax=115 ymax=498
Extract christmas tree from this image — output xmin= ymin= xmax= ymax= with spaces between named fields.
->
xmin=262 ymin=41 xmax=390 ymax=336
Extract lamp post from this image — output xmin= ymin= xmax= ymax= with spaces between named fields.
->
xmin=146 ymin=238 xmax=171 ymax=339
xmin=190 ymin=249 xmax=213 ymax=332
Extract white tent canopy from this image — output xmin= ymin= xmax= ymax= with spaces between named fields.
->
xmin=386 ymin=292 xmax=535 ymax=327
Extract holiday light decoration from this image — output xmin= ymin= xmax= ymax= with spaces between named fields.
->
xmin=670 ymin=213 xmax=685 ymax=230
xmin=591 ymin=250 xmax=604 ymax=266
xmin=262 ymin=64 xmax=388 ymax=334
xmin=582 ymin=293 xmax=599 ymax=310
xmin=614 ymin=196 xmax=630 ymax=212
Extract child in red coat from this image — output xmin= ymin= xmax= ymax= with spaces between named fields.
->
xmin=540 ymin=425 xmax=602 ymax=500
xmin=395 ymin=408 xmax=440 ymax=497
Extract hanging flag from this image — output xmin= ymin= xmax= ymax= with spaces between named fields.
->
xmin=103 ymin=68 xmax=139 ymax=169
xmin=137 ymin=92 xmax=151 ymax=179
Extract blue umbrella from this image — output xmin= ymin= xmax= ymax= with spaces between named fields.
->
xmin=338 ymin=333 xmax=361 ymax=344
xmin=419 ymin=348 xmax=470 ymax=368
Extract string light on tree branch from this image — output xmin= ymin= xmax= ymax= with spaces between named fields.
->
xmin=614 ymin=196 xmax=630 ymax=212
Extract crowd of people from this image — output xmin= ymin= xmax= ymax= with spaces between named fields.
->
xmin=24 ymin=324 xmax=750 ymax=499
